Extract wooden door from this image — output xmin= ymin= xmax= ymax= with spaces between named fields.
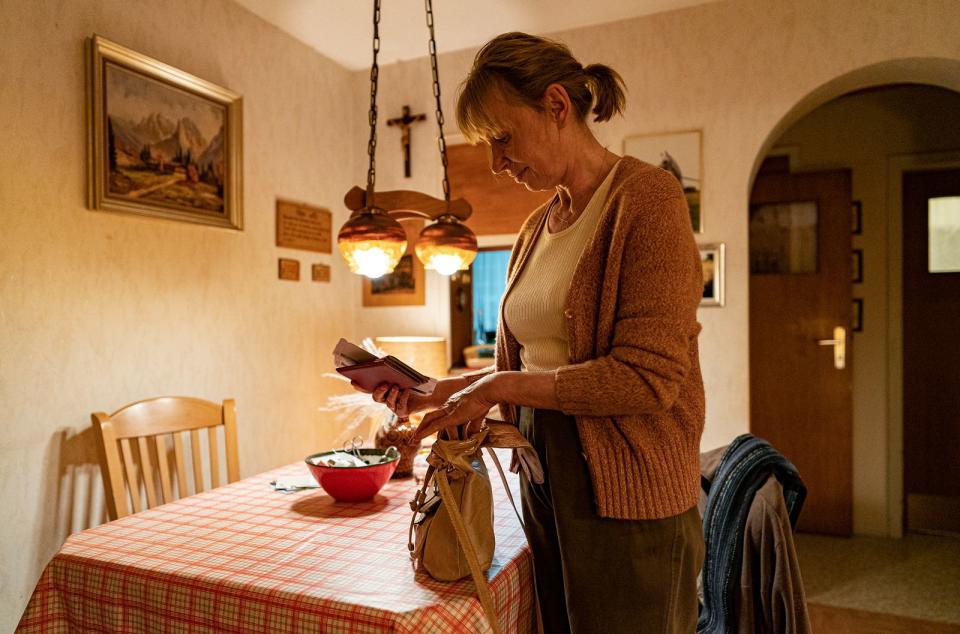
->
xmin=749 ymin=169 xmax=853 ymax=535
xmin=448 ymin=270 xmax=473 ymax=368
xmin=903 ymin=168 xmax=960 ymax=534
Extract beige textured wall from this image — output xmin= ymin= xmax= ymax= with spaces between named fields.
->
xmin=4 ymin=0 xmax=960 ymax=629
xmin=775 ymin=85 xmax=960 ymax=535
xmin=355 ymin=0 xmax=960 ymax=521
xmin=0 ymin=0 xmax=361 ymax=628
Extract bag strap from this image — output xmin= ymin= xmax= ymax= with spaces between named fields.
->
xmin=407 ymin=463 xmax=435 ymax=555
xmin=485 ymin=446 xmax=545 ymax=634
xmin=484 ymin=438 xmax=545 ymax=634
xmin=485 ymin=447 xmax=523 ymax=530
xmin=435 ymin=467 xmax=503 ymax=634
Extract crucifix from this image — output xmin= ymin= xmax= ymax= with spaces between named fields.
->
xmin=387 ymin=105 xmax=427 ymax=178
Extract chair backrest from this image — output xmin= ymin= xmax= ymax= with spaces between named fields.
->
xmin=92 ymin=396 xmax=240 ymax=520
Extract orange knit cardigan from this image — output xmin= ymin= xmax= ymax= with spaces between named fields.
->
xmin=496 ymin=156 xmax=705 ymax=520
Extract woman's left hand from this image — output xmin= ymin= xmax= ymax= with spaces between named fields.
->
xmin=414 ymin=373 xmax=499 ymax=441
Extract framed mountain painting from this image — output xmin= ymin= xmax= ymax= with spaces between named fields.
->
xmin=87 ymin=35 xmax=243 ymax=229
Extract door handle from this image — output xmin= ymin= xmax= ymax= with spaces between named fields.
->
xmin=816 ymin=326 xmax=846 ymax=370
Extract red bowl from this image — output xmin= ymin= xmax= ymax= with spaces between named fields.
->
xmin=304 ymin=448 xmax=399 ymax=502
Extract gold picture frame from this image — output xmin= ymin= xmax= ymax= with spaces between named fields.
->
xmin=87 ymin=35 xmax=243 ymax=229
xmin=699 ymin=242 xmax=725 ymax=307
xmin=361 ymin=220 xmax=426 ymax=307
xmin=624 ymin=129 xmax=703 ymax=233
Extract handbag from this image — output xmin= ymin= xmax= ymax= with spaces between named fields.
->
xmin=408 ymin=421 xmax=543 ymax=633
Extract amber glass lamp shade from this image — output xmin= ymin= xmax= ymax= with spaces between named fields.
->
xmin=414 ymin=216 xmax=478 ymax=276
xmin=337 ymin=209 xmax=408 ymax=279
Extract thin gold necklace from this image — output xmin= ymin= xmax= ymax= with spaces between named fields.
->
xmin=551 ymin=152 xmax=612 ymax=229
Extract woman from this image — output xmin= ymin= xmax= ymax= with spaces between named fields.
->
xmin=366 ymin=32 xmax=705 ymax=633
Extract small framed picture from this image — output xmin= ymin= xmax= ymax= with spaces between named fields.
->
xmin=851 ymin=200 xmax=862 ymax=235
xmin=699 ymin=243 xmax=725 ymax=307
xmin=852 ymin=249 xmax=863 ymax=283
xmin=624 ymin=130 xmax=703 ymax=233
xmin=852 ymin=298 xmax=863 ymax=332
xmin=362 ymin=254 xmax=425 ymax=306
xmin=362 ymin=220 xmax=425 ymax=307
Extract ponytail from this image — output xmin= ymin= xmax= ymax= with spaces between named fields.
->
xmin=584 ymin=64 xmax=626 ymax=122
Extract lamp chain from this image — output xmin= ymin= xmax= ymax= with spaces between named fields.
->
xmin=425 ymin=0 xmax=451 ymax=210
xmin=365 ymin=0 xmax=381 ymax=206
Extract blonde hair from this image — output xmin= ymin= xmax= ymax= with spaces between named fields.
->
xmin=456 ymin=32 xmax=626 ymax=143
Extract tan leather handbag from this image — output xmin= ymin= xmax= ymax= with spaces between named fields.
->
xmin=408 ymin=422 xmax=543 ymax=634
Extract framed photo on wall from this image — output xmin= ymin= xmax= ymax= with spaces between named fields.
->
xmin=87 ymin=35 xmax=243 ymax=229
xmin=852 ymin=249 xmax=863 ymax=283
xmin=852 ymin=298 xmax=863 ymax=332
xmin=362 ymin=219 xmax=425 ymax=307
xmin=624 ymin=130 xmax=703 ymax=233
xmin=699 ymin=242 xmax=725 ymax=307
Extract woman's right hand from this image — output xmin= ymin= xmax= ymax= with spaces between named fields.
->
xmin=370 ymin=383 xmax=425 ymax=418
xmin=350 ymin=382 xmax=416 ymax=418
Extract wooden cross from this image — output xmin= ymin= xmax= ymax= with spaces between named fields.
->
xmin=387 ymin=105 xmax=427 ymax=178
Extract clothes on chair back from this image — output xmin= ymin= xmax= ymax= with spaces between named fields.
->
xmin=520 ymin=407 xmax=703 ymax=634
xmin=738 ymin=477 xmax=810 ymax=633
xmin=698 ymin=434 xmax=809 ymax=634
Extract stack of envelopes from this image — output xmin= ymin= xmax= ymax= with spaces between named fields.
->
xmin=334 ymin=338 xmax=437 ymax=395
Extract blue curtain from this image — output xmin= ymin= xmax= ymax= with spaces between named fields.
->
xmin=471 ymin=249 xmax=510 ymax=344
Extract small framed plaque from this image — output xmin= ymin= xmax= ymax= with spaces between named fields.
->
xmin=278 ymin=258 xmax=300 ymax=281
xmin=312 ymin=263 xmax=331 ymax=282
xmin=276 ymin=199 xmax=332 ymax=253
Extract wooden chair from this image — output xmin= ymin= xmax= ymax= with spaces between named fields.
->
xmin=93 ymin=397 xmax=240 ymax=520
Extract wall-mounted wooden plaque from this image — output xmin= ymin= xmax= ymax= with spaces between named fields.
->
xmin=312 ymin=263 xmax=331 ymax=282
xmin=276 ymin=199 xmax=332 ymax=253
xmin=278 ymin=258 xmax=300 ymax=281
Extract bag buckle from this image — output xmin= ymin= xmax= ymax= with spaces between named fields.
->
xmin=409 ymin=489 xmax=426 ymax=512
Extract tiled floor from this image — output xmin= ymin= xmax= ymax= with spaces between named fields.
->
xmin=796 ymin=532 xmax=960 ymax=628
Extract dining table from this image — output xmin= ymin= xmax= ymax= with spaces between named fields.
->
xmin=16 ymin=448 xmax=535 ymax=633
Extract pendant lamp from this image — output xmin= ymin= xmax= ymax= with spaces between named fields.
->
xmin=337 ymin=0 xmax=478 ymax=279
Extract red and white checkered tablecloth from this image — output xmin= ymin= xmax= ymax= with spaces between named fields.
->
xmin=17 ymin=449 xmax=535 ymax=633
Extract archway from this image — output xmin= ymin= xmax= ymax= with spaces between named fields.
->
xmin=750 ymin=57 xmax=960 ymax=186
xmin=746 ymin=57 xmax=960 ymax=538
